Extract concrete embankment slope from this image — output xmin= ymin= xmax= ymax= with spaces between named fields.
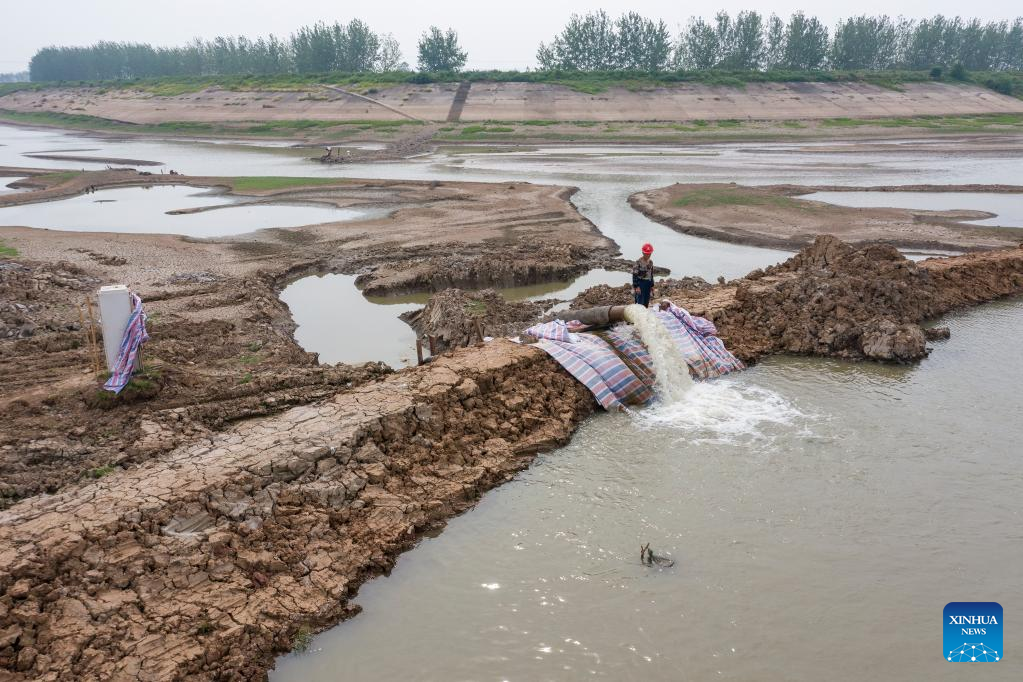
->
xmin=0 ymin=341 xmax=595 ymax=680
xmin=3 ymin=81 xmax=1022 ymax=124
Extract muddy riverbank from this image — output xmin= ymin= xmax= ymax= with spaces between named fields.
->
xmin=0 ymin=170 xmax=617 ymax=504
xmin=629 ymin=182 xmax=1023 ymax=252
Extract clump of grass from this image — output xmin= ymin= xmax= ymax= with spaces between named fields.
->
xmin=239 ymin=372 xmax=253 ymax=385
xmin=672 ymin=186 xmax=806 ymax=210
xmin=460 ymin=125 xmax=515 ymax=135
xmin=292 ymin=626 xmax=314 ymax=653
xmin=230 ymin=176 xmax=349 ymax=192
xmin=781 ymin=120 xmax=806 ymax=128
xmin=464 ymin=300 xmax=487 ymax=315
xmin=87 ymin=465 xmax=116 ymax=479
xmin=237 ymin=353 xmax=260 ymax=365
xmin=0 ymin=239 xmax=17 ymax=258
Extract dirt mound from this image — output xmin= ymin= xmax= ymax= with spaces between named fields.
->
xmin=568 ymin=237 xmax=1023 ymax=363
xmin=401 ymin=288 xmax=551 ymax=351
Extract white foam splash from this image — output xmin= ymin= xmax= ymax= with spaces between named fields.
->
xmin=636 ymin=378 xmax=808 ymax=445
xmin=622 ymin=304 xmax=693 ymax=403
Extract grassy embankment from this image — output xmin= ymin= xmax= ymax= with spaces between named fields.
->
xmin=0 ymin=108 xmax=420 ymax=139
xmin=2 ymin=68 xmax=1021 ymax=98
xmin=228 ymin=176 xmax=351 ymax=191
xmin=670 ymin=186 xmax=818 ymax=211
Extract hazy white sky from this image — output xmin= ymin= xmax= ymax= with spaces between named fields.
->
xmin=1 ymin=1 xmax=1020 ymax=72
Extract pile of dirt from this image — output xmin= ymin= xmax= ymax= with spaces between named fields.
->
xmin=400 ymin=288 xmax=552 ymax=351
xmin=356 ymin=243 xmax=603 ymax=296
xmin=566 ymin=237 xmax=1023 ymax=363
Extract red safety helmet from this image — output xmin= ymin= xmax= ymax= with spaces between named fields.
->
xmin=641 ymin=243 xmax=654 ymax=255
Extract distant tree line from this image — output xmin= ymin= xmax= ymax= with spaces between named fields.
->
xmin=539 ymin=11 xmax=1023 ymax=72
xmin=25 ymin=12 xmax=1023 ymax=83
xmin=29 ymin=22 xmax=467 ymax=81
xmin=0 ymin=71 xmax=30 ymax=83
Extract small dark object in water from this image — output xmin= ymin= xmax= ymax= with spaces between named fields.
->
xmin=640 ymin=543 xmax=675 ymax=568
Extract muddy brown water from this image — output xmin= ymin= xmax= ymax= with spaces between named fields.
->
xmin=273 ymin=298 xmax=1023 ymax=681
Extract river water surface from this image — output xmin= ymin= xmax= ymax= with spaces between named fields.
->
xmin=273 ymin=299 xmax=1023 ymax=682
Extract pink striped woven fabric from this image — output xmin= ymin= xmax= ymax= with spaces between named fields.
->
xmin=103 ymin=293 xmax=149 ymax=394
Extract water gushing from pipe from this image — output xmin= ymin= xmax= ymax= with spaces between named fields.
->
xmin=622 ymin=304 xmax=693 ymax=403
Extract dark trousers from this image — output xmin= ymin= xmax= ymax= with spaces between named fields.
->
xmin=634 ymin=280 xmax=653 ymax=307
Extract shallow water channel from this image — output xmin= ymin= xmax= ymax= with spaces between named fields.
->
xmin=0 ymin=184 xmax=370 ymax=238
xmin=273 ymin=298 xmax=1023 ymax=682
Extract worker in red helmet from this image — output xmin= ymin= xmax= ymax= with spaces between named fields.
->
xmin=632 ymin=243 xmax=655 ymax=307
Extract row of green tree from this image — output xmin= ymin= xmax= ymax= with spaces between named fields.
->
xmin=28 ymin=23 xmax=466 ymax=81
xmin=27 ymin=12 xmax=1023 ymax=82
xmin=540 ymin=12 xmax=1023 ymax=71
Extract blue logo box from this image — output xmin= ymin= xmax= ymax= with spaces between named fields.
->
xmin=944 ymin=602 xmax=1002 ymax=662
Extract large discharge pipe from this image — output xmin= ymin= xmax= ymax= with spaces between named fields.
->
xmin=552 ymin=305 xmax=627 ymax=328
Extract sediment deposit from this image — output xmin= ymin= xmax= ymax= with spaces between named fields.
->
xmin=629 ymin=183 xmax=1023 ymax=252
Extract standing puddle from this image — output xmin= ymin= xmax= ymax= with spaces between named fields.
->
xmin=279 ymin=274 xmax=418 ymax=368
xmin=0 ymin=185 xmax=372 ymax=238
xmin=802 ymin=191 xmax=1023 ymax=227
xmin=273 ymin=299 xmax=1023 ymax=681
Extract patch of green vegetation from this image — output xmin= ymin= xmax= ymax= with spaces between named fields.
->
xmin=522 ymin=119 xmax=559 ymax=126
xmin=0 ymin=239 xmax=17 ymax=258
xmin=39 ymin=170 xmax=84 ymax=184
xmin=820 ymin=113 xmax=1023 ymax=130
xmin=247 ymin=341 xmax=263 ymax=352
xmin=87 ymin=465 xmax=116 ymax=479
xmin=691 ymin=119 xmax=709 ymax=127
xmin=781 ymin=120 xmax=806 ymax=128
xmin=292 ymin=627 xmax=314 ymax=653
xmin=230 ymin=176 xmax=350 ymax=191
xmin=672 ymin=187 xmax=808 ymax=210
xmin=237 ymin=353 xmax=260 ymax=365
xmin=460 ymin=125 xmax=515 ymax=135
xmin=716 ymin=119 xmax=742 ymax=128
xmin=239 ymin=372 xmax=253 ymax=385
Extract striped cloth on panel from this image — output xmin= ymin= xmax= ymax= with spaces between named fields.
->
xmin=103 ymin=293 xmax=149 ymax=394
xmin=654 ymin=306 xmax=744 ymax=380
xmin=536 ymin=333 xmax=653 ymax=410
